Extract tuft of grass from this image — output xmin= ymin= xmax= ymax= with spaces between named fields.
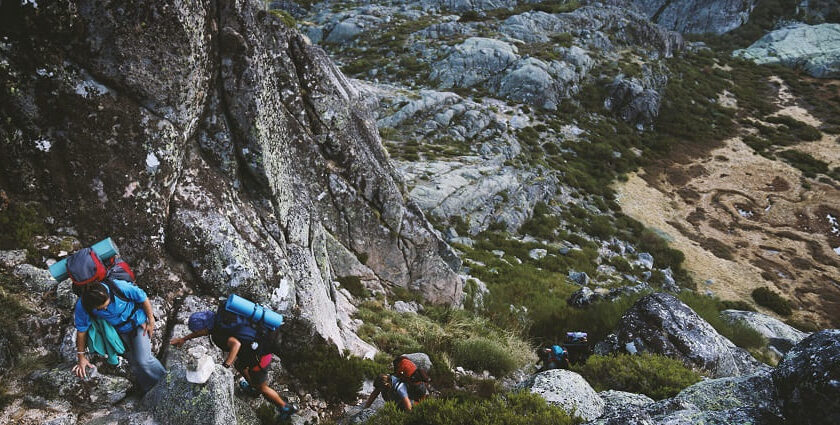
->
xmin=751 ymin=287 xmax=793 ymax=316
xmin=572 ymin=354 xmax=702 ymax=400
xmin=451 ymin=337 xmax=518 ymax=377
xmin=363 ymin=390 xmax=579 ymax=425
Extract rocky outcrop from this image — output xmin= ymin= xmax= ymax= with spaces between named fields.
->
xmin=734 ymin=23 xmax=840 ymax=78
xmin=143 ymin=351 xmax=237 ymax=425
xmin=0 ymin=0 xmax=461 ymax=355
xmin=614 ymin=0 xmax=757 ymax=34
xmin=772 ymin=330 xmax=840 ymax=425
xmin=598 ymin=390 xmax=654 ymax=417
xmin=722 ymin=309 xmax=810 ymax=354
xmin=606 ymin=293 xmax=766 ymax=377
xmin=519 ymin=369 xmax=605 ymax=421
xmin=589 ymin=369 xmax=784 ymax=424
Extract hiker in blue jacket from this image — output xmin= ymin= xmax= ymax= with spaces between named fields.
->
xmin=536 ymin=345 xmax=571 ymax=372
xmin=72 ymin=281 xmax=166 ymax=392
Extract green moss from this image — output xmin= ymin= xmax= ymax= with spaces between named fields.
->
xmin=268 ymin=9 xmax=296 ymax=28
xmin=572 ymin=354 xmax=702 ymax=400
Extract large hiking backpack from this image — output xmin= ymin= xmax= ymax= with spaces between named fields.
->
xmin=211 ymin=306 xmax=259 ymax=349
xmin=393 ymin=355 xmax=431 ymax=401
xmin=67 ymin=248 xmax=136 ymax=296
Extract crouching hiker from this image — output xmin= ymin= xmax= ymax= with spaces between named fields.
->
xmin=536 ymin=345 xmax=570 ymax=372
xmin=170 ymin=310 xmax=297 ymax=419
xmin=364 ymin=354 xmax=431 ymax=411
xmin=364 ymin=373 xmax=414 ymax=411
xmin=73 ymin=281 xmax=166 ymax=392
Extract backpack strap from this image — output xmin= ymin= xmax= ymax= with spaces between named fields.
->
xmin=105 ymin=279 xmax=141 ymax=332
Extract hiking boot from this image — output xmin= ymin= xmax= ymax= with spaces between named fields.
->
xmin=277 ymin=403 xmax=297 ymax=420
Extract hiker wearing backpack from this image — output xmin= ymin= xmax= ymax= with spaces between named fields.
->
xmin=66 ymin=247 xmax=166 ymax=392
xmin=363 ymin=354 xmax=430 ymax=411
xmin=364 ymin=373 xmax=414 ymax=411
xmin=536 ymin=345 xmax=570 ymax=372
xmin=170 ymin=309 xmax=297 ymax=419
xmin=72 ymin=279 xmax=166 ymax=391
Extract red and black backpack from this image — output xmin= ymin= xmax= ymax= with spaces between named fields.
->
xmin=66 ymin=247 xmax=136 ymax=297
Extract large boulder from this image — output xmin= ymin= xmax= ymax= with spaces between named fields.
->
xmin=610 ymin=293 xmax=765 ymax=378
xmin=772 ymin=330 xmax=840 ymax=425
xmin=735 ymin=23 xmax=840 ymax=78
xmin=518 ymin=369 xmax=605 ymax=421
xmin=588 ymin=370 xmax=783 ymax=424
xmin=722 ymin=309 xmax=810 ymax=354
xmin=143 ymin=351 xmax=237 ymax=425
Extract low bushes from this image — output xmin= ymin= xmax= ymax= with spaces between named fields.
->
xmin=362 ymin=391 xmax=579 ymax=425
xmin=281 ymin=344 xmax=368 ymax=403
xmin=751 ymin=287 xmax=793 ymax=316
xmin=355 ymin=301 xmax=533 ymax=382
xmin=572 ymin=354 xmax=702 ymax=400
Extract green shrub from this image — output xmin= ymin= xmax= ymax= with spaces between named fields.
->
xmin=572 ymin=354 xmax=702 ymax=400
xmin=451 ymin=337 xmax=518 ymax=377
xmin=678 ymin=291 xmax=766 ymax=350
xmin=751 ymin=287 xmax=793 ymax=316
xmin=337 ymin=275 xmax=370 ymax=298
xmin=0 ymin=201 xmax=46 ymax=252
xmin=362 ymin=391 xmax=579 ymax=425
xmin=281 ymin=345 xmax=365 ymax=403
xmin=718 ymin=300 xmax=756 ymax=312
xmin=777 ymin=150 xmax=829 ymax=178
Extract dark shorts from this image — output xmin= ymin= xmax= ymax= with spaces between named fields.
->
xmin=235 ymin=353 xmax=272 ymax=386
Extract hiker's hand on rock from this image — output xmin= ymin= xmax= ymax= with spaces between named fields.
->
xmin=170 ymin=337 xmax=185 ymax=347
xmin=142 ymin=318 xmax=155 ymax=338
xmin=74 ymin=356 xmax=92 ymax=379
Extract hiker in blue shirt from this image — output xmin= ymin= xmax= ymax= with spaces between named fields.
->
xmin=72 ymin=280 xmax=166 ymax=392
xmin=364 ymin=373 xmax=413 ymax=411
xmin=536 ymin=345 xmax=571 ymax=372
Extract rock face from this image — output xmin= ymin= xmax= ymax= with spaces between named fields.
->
xmin=608 ymin=293 xmax=766 ymax=378
xmin=519 ymin=369 xmax=605 ymax=421
xmin=616 ymin=0 xmax=757 ymax=34
xmin=143 ymin=352 xmax=237 ymax=425
xmin=772 ymin=330 xmax=840 ymax=425
xmin=722 ymin=309 xmax=810 ymax=354
xmin=735 ymin=23 xmax=840 ymax=78
xmin=0 ymin=0 xmax=461 ymax=354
